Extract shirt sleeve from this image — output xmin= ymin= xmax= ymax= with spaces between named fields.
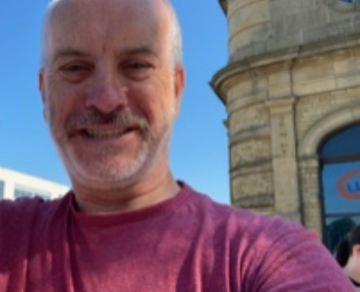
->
xmin=246 ymin=217 xmax=356 ymax=292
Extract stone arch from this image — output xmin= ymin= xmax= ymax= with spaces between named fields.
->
xmin=299 ymin=105 xmax=360 ymax=157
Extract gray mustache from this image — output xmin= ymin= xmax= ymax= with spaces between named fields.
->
xmin=65 ymin=111 xmax=149 ymax=131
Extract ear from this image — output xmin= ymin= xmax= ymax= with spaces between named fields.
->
xmin=39 ymin=68 xmax=48 ymax=122
xmin=352 ymin=244 xmax=360 ymax=258
xmin=39 ymin=68 xmax=44 ymax=97
xmin=173 ymin=64 xmax=185 ymax=116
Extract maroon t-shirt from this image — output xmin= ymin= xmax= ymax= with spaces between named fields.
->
xmin=0 ymin=183 xmax=355 ymax=291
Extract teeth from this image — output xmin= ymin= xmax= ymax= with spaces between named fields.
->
xmin=86 ymin=129 xmax=127 ymax=139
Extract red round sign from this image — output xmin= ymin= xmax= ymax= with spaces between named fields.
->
xmin=337 ymin=169 xmax=360 ymax=200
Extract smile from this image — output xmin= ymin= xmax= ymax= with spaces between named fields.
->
xmin=82 ymin=128 xmax=134 ymax=139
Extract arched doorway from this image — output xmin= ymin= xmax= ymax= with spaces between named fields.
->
xmin=320 ymin=124 xmax=360 ymax=253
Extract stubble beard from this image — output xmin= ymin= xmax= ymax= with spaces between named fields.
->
xmin=65 ymin=123 xmax=172 ymax=191
xmin=49 ymin=106 xmax=175 ymax=192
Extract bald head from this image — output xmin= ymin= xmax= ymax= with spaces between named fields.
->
xmin=41 ymin=0 xmax=183 ymax=68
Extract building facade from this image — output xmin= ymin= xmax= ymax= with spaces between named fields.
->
xmin=211 ymin=0 xmax=360 ymax=252
xmin=0 ymin=167 xmax=69 ymax=201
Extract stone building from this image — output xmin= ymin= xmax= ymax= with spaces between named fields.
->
xmin=211 ymin=0 xmax=360 ymax=251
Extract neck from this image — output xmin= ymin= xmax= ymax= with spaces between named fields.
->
xmin=344 ymin=263 xmax=360 ymax=283
xmin=71 ymin=166 xmax=180 ymax=215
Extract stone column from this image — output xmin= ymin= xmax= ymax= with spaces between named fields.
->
xmin=299 ymin=157 xmax=322 ymax=234
xmin=266 ymin=98 xmax=302 ymax=222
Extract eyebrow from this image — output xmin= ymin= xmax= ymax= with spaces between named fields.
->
xmin=51 ymin=45 xmax=158 ymax=64
xmin=52 ymin=48 xmax=92 ymax=64
xmin=119 ymin=45 xmax=158 ymax=59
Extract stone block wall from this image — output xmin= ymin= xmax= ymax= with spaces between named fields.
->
xmin=212 ymin=42 xmax=360 ymax=235
xmin=213 ymin=0 xmax=360 ymax=236
xmin=226 ymin=0 xmax=360 ymax=62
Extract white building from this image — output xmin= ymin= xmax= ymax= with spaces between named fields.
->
xmin=0 ymin=167 xmax=69 ymax=200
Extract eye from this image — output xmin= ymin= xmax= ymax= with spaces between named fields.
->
xmin=123 ymin=60 xmax=153 ymax=80
xmin=62 ymin=64 xmax=87 ymax=72
xmin=59 ymin=62 xmax=93 ymax=82
xmin=127 ymin=61 xmax=151 ymax=70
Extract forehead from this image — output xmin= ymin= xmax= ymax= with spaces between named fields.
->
xmin=45 ymin=0 xmax=170 ymax=59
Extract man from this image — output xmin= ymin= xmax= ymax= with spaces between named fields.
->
xmin=0 ymin=0 xmax=355 ymax=291
xmin=336 ymin=225 xmax=360 ymax=290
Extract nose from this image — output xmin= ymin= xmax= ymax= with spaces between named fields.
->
xmin=85 ymin=73 xmax=128 ymax=113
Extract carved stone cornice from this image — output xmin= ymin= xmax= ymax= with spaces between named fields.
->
xmin=211 ymin=34 xmax=360 ymax=104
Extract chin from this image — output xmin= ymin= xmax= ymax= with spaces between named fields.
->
xmin=74 ymin=172 xmax=142 ymax=191
xmin=69 ymin=165 xmax=145 ymax=191
xmin=56 ymin=127 xmax=171 ymax=191
xmin=65 ymin=150 xmax=151 ymax=191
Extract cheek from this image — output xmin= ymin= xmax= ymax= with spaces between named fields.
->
xmin=45 ymin=85 xmax=82 ymax=131
xmin=136 ymin=90 xmax=172 ymax=126
xmin=45 ymin=95 xmax=65 ymax=136
xmin=140 ymin=76 xmax=176 ymax=122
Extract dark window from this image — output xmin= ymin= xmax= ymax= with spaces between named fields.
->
xmin=14 ymin=189 xmax=33 ymax=199
xmin=0 ymin=181 xmax=4 ymax=199
xmin=14 ymin=188 xmax=51 ymax=200
xmin=339 ymin=0 xmax=359 ymax=2
xmin=320 ymin=124 xmax=360 ymax=253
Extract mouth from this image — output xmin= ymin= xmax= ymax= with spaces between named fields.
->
xmin=65 ymin=111 xmax=149 ymax=141
xmin=79 ymin=127 xmax=136 ymax=140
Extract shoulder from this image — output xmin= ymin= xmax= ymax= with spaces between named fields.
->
xmin=184 ymin=185 xmax=353 ymax=290
xmin=183 ymin=182 xmax=308 ymax=240
xmin=0 ymin=193 xmax=72 ymax=249
xmin=182 ymin=183 xmax=321 ymax=267
xmin=0 ymin=193 xmax=72 ymax=267
xmin=0 ymin=192 xmax=72 ymax=228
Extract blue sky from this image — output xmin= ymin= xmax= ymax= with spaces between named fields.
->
xmin=0 ymin=0 xmax=230 ymax=203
